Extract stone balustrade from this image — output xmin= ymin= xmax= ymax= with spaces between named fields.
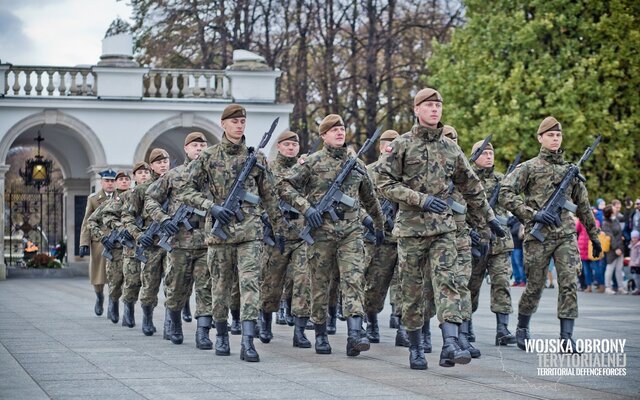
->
xmin=3 ymin=65 xmax=97 ymax=97
xmin=143 ymin=68 xmax=230 ymax=99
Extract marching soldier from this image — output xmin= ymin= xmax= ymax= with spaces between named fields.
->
xmin=277 ymin=114 xmax=385 ymax=357
xmin=375 ymin=88 xmax=505 ymax=370
xmin=499 ymin=116 xmax=601 ymax=351
xmin=80 ymin=169 xmax=117 ymax=316
xmin=145 ymin=132 xmax=212 ymax=348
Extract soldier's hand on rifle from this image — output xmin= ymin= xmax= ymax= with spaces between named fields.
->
xmin=591 ymin=239 xmax=602 ymax=258
xmin=422 ymin=195 xmax=447 ymax=214
xmin=375 ymin=230 xmax=385 ymax=246
xmin=276 ymin=235 xmax=285 ymax=255
xmin=470 ymin=229 xmax=481 ymax=247
xmin=79 ymin=245 xmax=90 ymax=257
xmin=122 ymin=229 xmax=134 ymax=242
xmin=488 ymin=219 xmax=506 ymax=238
xmin=139 ymin=234 xmax=154 ymax=248
xmin=211 ymin=205 xmax=234 ymax=225
xmin=533 ymin=210 xmax=557 ymax=227
xmin=100 ymin=236 xmax=113 ymax=250
xmin=161 ymin=219 xmax=179 ymax=235
xmin=304 ymin=207 xmax=323 ymax=229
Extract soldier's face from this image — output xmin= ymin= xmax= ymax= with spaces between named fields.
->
xmin=322 ymin=125 xmax=346 ymax=148
xmin=101 ymin=179 xmax=115 ymax=193
xmin=378 ymin=140 xmax=392 ymax=154
xmin=538 ymin=131 xmax=562 ymax=152
xmin=414 ymin=101 xmax=442 ymax=128
xmin=151 ymin=158 xmax=170 ymax=176
xmin=222 ymin=118 xmax=246 ymax=143
xmin=277 ymin=140 xmax=300 ymax=157
xmin=475 ymin=149 xmax=494 ymax=169
xmin=134 ymin=169 xmax=150 ymax=184
xmin=184 ymin=141 xmax=207 ymax=161
xmin=116 ymin=176 xmax=131 ymax=190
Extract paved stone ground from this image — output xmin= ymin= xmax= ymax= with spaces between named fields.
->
xmin=0 ymin=276 xmax=637 ymax=400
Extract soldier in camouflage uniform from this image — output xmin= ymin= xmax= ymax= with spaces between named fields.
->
xmin=499 ymin=117 xmax=601 ymax=352
xmin=375 ymin=88 xmax=505 ymax=370
xmin=258 ymin=130 xmax=312 ymax=348
xmin=102 ymin=162 xmax=151 ymax=328
xmin=145 ymin=132 xmax=212 ymax=348
xmin=278 ymin=114 xmax=385 ymax=357
xmin=467 ymin=139 xmax=518 ymax=347
xmin=180 ymin=104 xmax=284 ymax=363
xmin=86 ymin=171 xmax=132 ymax=324
xmin=121 ymin=149 xmax=171 ymax=336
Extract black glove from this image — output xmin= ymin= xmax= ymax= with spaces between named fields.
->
xmin=305 ymin=207 xmax=323 ymax=229
xmin=422 ymin=195 xmax=447 ymax=214
xmin=211 ymin=205 xmax=234 ymax=225
xmin=122 ymin=229 xmax=134 ymax=242
xmin=533 ymin=210 xmax=558 ymax=227
xmin=488 ymin=219 xmax=506 ymax=238
xmin=276 ymin=235 xmax=286 ymax=255
xmin=79 ymin=245 xmax=90 ymax=257
xmin=100 ymin=236 xmax=113 ymax=251
xmin=470 ymin=229 xmax=481 ymax=247
xmin=591 ymin=239 xmax=602 ymax=258
xmin=161 ymin=219 xmax=180 ymax=235
xmin=375 ymin=230 xmax=385 ymax=246
xmin=139 ymin=234 xmax=154 ymax=248
xmin=363 ymin=215 xmax=374 ymax=232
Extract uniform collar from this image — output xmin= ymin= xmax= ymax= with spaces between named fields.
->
xmin=323 ymin=143 xmax=348 ymax=160
xmin=276 ymin=152 xmax=298 ymax=167
xmin=412 ymin=123 xmax=444 ymax=142
xmin=539 ymin=147 xmax=565 ymax=165
xmin=473 ymin=165 xmax=494 ymax=178
xmin=221 ymin=133 xmax=246 ymax=155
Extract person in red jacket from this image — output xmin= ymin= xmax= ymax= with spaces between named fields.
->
xmin=576 ymin=217 xmax=600 ymax=292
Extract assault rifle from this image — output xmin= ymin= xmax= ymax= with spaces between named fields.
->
xmin=133 ymin=197 xmax=170 ymax=262
xmin=157 ymin=204 xmax=207 ymax=251
xmin=101 ymin=229 xmax=135 ymax=261
xmin=260 ymin=212 xmax=276 ymax=246
xmin=530 ymin=136 xmax=601 ymax=243
xmin=488 ymin=152 xmax=522 ymax=225
xmin=298 ymin=126 xmax=383 ymax=245
xmin=380 ymin=198 xmax=397 ymax=230
xmin=211 ymin=118 xmax=279 ymax=240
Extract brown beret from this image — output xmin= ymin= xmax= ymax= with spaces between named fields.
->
xmin=221 ymin=104 xmax=246 ymax=121
xmin=537 ymin=116 xmax=562 ymax=135
xmin=277 ymin=130 xmax=299 ymax=143
xmin=443 ymin=125 xmax=458 ymax=140
xmin=132 ymin=162 xmax=149 ymax=174
xmin=319 ymin=114 xmax=344 ymax=135
xmin=414 ymin=88 xmax=443 ymax=106
xmin=471 ymin=139 xmax=494 ymax=155
xmin=380 ymin=130 xmax=399 ymax=141
xmin=148 ymin=148 xmax=169 ymax=164
xmin=184 ymin=131 xmax=207 ymax=146
xmin=115 ymin=170 xmax=130 ymax=180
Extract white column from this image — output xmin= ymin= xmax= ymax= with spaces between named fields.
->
xmin=0 ymin=164 xmax=11 ymax=280
xmin=62 ymin=178 xmax=89 ymax=261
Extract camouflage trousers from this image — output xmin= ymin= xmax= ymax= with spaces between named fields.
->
xmin=280 ymin=264 xmax=294 ymax=302
xmin=230 ymin=269 xmax=241 ymax=313
xmin=139 ymin=246 xmax=166 ymax=307
xmin=389 ymin=268 xmax=402 ymax=312
xmin=469 ymin=251 xmax=513 ymax=314
xmin=308 ymin=230 xmax=366 ymax=324
xmin=164 ymin=247 xmax=211 ymax=318
xmin=520 ymin=236 xmax=580 ymax=319
xmin=106 ymin=248 xmax=124 ymax=301
xmin=398 ymin=232 xmax=461 ymax=331
xmin=328 ymin=273 xmax=340 ymax=307
xmin=261 ymin=239 xmax=310 ymax=317
xmin=122 ymin=256 xmax=142 ymax=303
xmin=209 ymin=241 xmax=262 ymax=322
xmin=364 ymin=241 xmax=398 ymax=314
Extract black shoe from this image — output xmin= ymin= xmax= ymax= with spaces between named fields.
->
xmin=459 ymin=320 xmax=481 ymax=358
xmin=215 ymin=321 xmax=231 ymax=356
xmin=336 ymin=301 xmax=346 ymax=321
xmin=108 ymin=298 xmax=119 ymax=323
xmin=314 ymin=323 xmax=332 ymax=354
xmin=495 ymin=313 xmax=516 ymax=346
xmin=306 ymin=319 xmax=315 ymax=330
xmin=467 ymin=318 xmax=476 ymax=342
xmin=230 ymin=309 xmax=241 ymax=335
xmin=122 ymin=301 xmax=135 ymax=328
xmin=408 ymin=329 xmax=428 ymax=370
xmin=366 ymin=312 xmax=380 ymax=343
xmin=389 ymin=304 xmax=399 ymax=329
xmin=196 ymin=316 xmax=213 ymax=350
xmin=516 ymin=313 xmax=532 ymax=351
xmin=284 ymin=297 xmax=294 ymax=326
xmin=293 ymin=317 xmax=312 ymax=348
xmin=169 ymin=309 xmax=183 ymax=344
xmin=182 ymin=302 xmax=192 ymax=323
xmin=346 ymin=316 xmax=370 ymax=357
xmin=141 ymin=305 xmax=155 ymax=336
xmin=395 ymin=324 xmax=410 ymax=347
xmin=94 ymin=291 xmax=104 ymax=316
xmin=439 ymin=322 xmax=471 ymax=367
xmin=259 ymin=311 xmax=273 ymax=344
xmin=275 ymin=300 xmax=287 ymax=325
xmin=327 ymin=306 xmax=337 ymax=335
xmin=421 ymin=319 xmax=432 ymax=353
xmin=240 ymin=321 xmax=260 ymax=362
xmin=163 ymin=308 xmax=172 ymax=340
xmin=559 ymin=318 xmax=580 ymax=354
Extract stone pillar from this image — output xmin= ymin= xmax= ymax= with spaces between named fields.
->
xmin=225 ymin=50 xmax=282 ymax=103
xmin=0 ymin=164 xmax=11 ymax=280
xmin=0 ymin=63 xmax=10 ymax=96
xmin=62 ymin=178 xmax=89 ymax=261
xmin=92 ymin=33 xmax=148 ymax=99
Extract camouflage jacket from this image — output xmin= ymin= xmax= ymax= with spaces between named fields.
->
xmin=270 ymin=152 xmax=305 ymax=241
xmin=499 ymin=147 xmax=598 ymax=242
xmin=375 ymin=124 xmax=494 ymax=238
xmin=180 ymin=134 xmax=283 ymax=245
xmin=101 ymin=189 xmax=134 ymax=256
xmin=473 ymin=166 xmax=514 ymax=253
xmin=121 ymin=173 xmax=159 ymax=242
xmin=277 ymin=143 xmax=384 ymax=237
xmin=145 ymin=160 xmax=207 ymax=249
xmin=87 ymin=189 xmax=128 ymax=248
xmin=367 ymin=159 xmax=397 ymax=243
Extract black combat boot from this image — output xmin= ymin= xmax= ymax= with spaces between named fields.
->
xmin=259 ymin=311 xmax=273 ymax=344
xmin=163 ymin=308 xmax=172 ymax=340
xmin=122 ymin=301 xmax=135 ymax=328
xmin=230 ymin=309 xmax=241 ymax=335
xmin=467 ymin=318 xmax=476 ymax=342
xmin=240 ymin=321 xmax=260 ymax=362
xmin=421 ymin=319 xmax=432 ymax=353
xmin=408 ymin=329 xmax=428 ymax=370
xmin=306 ymin=319 xmax=315 ymax=330
xmin=141 ymin=304 xmax=155 ymax=336
xmin=516 ymin=313 xmax=531 ymax=351
xmin=439 ymin=322 xmax=471 ymax=367
xmin=459 ymin=320 xmax=481 ymax=358
xmin=336 ymin=300 xmax=346 ymax=321
xmin=169 ymin=309 xmax=183 ymax=344
xmin=395 ymin=323 xmax=410 ymax=347
xmin=195 ymin=316 xmax=213 ymax=350
xmin=366 ymin=312 xmax=380 ymax=343
xmin=495 ymin=313 xmax=516 ymax=346
xmin=327 ymin=305 xmax=337 ymax=335
xmin=275 ymin=300 xmax=287 ymax=325
xmin=346 ymin=316 xmax=370 ymax=357
xmin=389 ymin=303 xmax=399 ymax=329
xmin=284 ymin=297 xmax=294 ymax=326
xmin=314 ymin=322 xmax=332 ymax=354
xmin=293 ymin=317 xmax=312 ymax=348
xmin=108 ymin=298 xmax=119 ymax=323
xmin=559 ymin=318 xmax=580 ymax=354
xmin=214 ymin=321 xmax=231 ymax=356
xmin=94 ymin=291 xmax=104 ymax=316
xmin=182 ymin=302 xmax=192 ymax=323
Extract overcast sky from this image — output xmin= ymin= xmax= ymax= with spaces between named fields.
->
xmin=0 ymin=0 xmax=132 ymax=66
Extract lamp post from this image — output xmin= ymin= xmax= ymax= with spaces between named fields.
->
xmin=19 ymin=130 xmax=53 ymax=190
